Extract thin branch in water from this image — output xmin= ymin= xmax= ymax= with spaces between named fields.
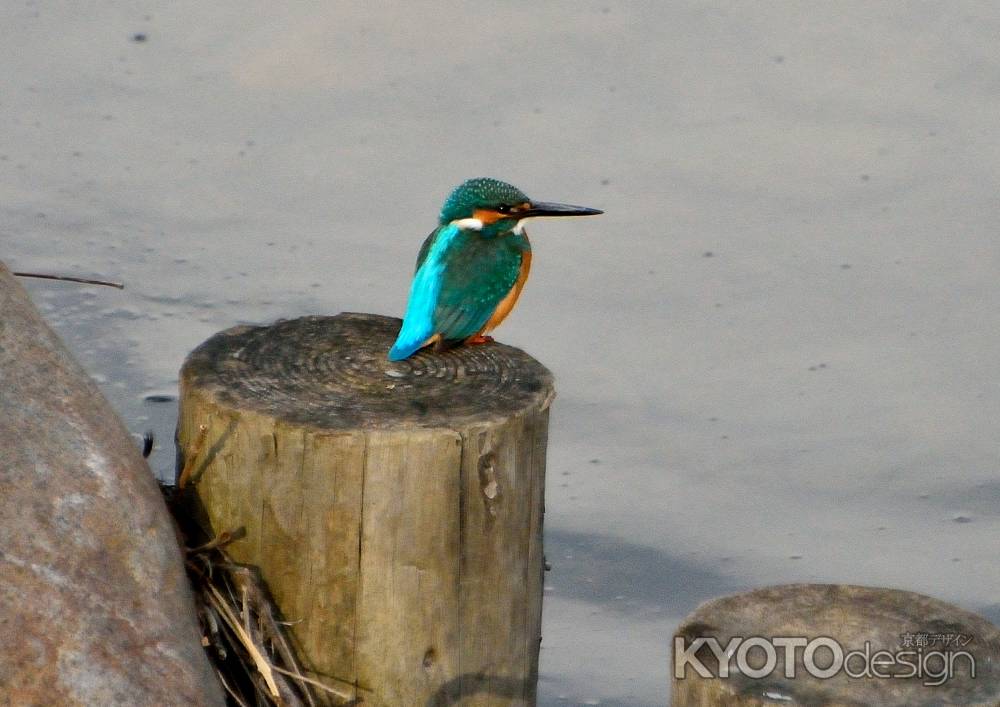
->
xmin=13 ymin=271 xmax=124 ymax=289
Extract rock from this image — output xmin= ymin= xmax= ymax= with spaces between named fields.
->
xmin=0 ymin=262 xmax=223 ymax=706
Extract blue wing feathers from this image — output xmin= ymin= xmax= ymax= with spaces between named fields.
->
xmin=388 ymin=260 xmax=442 ymax=360
xmin=388 ymin=226 xmax=457 ymax=360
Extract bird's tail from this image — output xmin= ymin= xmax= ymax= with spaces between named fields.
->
xmin=388 ymin=339 xmax=421 ymax=361
xmin=387 ymin=323 xmax=434 ymax=361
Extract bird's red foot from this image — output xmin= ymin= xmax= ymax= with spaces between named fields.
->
xmin=466 ymin=335 xmax=495 ymax=345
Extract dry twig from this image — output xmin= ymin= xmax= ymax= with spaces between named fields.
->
xmin=173 ymin=520 xmax=355 ymax=706
xmin=177 ymin=424 xmax=209 ymax=489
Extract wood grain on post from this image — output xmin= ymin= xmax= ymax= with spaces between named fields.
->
xmin=673 ymin=584 xmax=1000 ymax=707
xmin=177 ymin=313 xmax=554 ymax=706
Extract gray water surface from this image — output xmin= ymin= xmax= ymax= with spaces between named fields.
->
xmin=4 ymin=3 xmax=1000 ymax=705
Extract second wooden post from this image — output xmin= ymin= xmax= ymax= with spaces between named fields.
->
xmin=177 ymin=313 xmax=553 ymax=706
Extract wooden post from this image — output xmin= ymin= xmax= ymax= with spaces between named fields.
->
xmin=177 ymin=313 xmax=554 ymax=706
xmin=673 ymin=584 xmax=1000 ymax=706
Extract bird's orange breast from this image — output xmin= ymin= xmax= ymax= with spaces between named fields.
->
xmin=480 ymin=249 xmax=532 ymax=334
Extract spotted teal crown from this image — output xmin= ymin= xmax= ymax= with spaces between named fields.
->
xmin=438 ymin=178 xmax=530 ymax=224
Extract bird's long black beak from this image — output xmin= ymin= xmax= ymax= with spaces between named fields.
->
xmin=522 ymin=201 xmax=603 ymax=218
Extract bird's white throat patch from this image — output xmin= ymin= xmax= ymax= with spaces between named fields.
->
xmin=451 ymin=218 xmax=527 ymax=236
xmin=450 ymin=217 xmax=527 ymax=235
xmin=451 ymin=217 xmax=484 ymax=231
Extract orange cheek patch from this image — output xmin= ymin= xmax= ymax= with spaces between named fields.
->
xmin=473 ymin=208 xmax=504 ymax=225
xmin=473 ymin=202 xmax=531 ymax=225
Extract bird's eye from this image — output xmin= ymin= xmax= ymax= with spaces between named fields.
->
xmin=496 ymin=204 xmax=511 ymax=214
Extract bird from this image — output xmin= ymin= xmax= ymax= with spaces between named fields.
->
xmin=388 ymin=177 xmax=602 ymax=361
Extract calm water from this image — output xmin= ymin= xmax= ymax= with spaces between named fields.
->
xmin=5 ymin=3 xmax=1000 ymax=704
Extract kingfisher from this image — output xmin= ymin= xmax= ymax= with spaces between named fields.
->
xmin=388 ymin=178 xmax=602 ymax=361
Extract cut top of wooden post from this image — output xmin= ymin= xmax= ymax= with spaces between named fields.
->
xmin=180 ymin=313 xmax=554 ymax=430
xmin=673 ymin=584 xmax=1000 ymax=707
